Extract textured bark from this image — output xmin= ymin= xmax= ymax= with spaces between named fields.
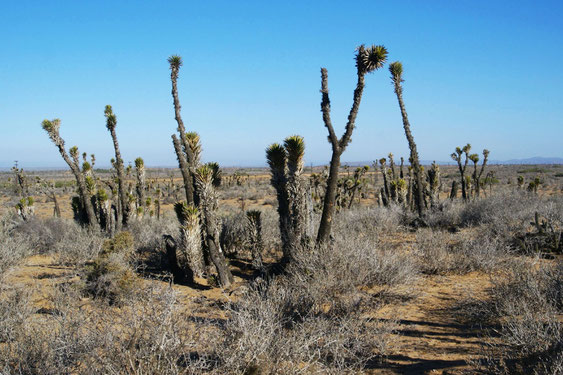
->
xmin=135 ymin=159 xmax=146 ymax=211
xmin=246 ymin=211 xmax=264 ymax=272
xmin=172 ymin=135 xmax=194 ymax=206
xmin=170 ymin=62 xmax=197 ymax=205
xmin=392 ymin=79 xmax=425 ymax=218
xmin=107 ymin=126 xmax=128 ymax=229
xmin=196 ymin=171 xmax=233 ymax=287
xmin=164 ymin=235 xmax=193 ymax=285
xmin=51 ymin=192 xmax=61 ymax=218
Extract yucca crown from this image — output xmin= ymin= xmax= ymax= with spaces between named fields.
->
xmin=266 ymin=143 xmax=287 ymax=172
xmin=356 ymin=44 xmax=388 ymax=74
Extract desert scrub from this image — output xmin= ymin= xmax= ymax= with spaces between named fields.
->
xmin=0 ymin=213 xmax=32 ymax=278
xmin=82 ymin=232 xmax=137 ymax=304
xmin=414 ymin=228 xmax=511 ymax=275
xmin=471 ymin=259 xmax=563 ymax=374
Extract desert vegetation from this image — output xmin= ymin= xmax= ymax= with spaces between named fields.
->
xmin=0 ymin=46 xmax=562 ymax=375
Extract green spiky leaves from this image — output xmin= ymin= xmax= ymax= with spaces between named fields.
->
xmin=389 ymin=61 xmax=404 ymax=83
xmin=356 ymin=44 xmax=388 ymax=74
xmin=174 ymin=201 xmax=199 ymax=227
xmin=469 ymin=154 xmax=480 ymax=164
xmin=168 ymin=55 xmax=183 ymax=70
xmin=41 ymin=119 xmax=60 ymax=135
xmin=104 ymin=105 xmax=117 ymax=131
xmin=195 ymin=164 xmax=214 ymax=185
xmin=168 ymin=55 xmax=183 ymax=79
xmin=283 ymin=135 xmax=305 ymax=172
xmin=134 ymin=157 xmax=144 ymax=169
xmin=266 ymin=143 xmax=287 ymax=172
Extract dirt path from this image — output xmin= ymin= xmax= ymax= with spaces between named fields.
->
xmin=372 ymin=272 xmax=491 ymax=374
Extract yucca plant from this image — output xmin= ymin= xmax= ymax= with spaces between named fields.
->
xmin=104 ymin=105 xmax=129 ymax=229
xmin=15 ymin=196 xmax=35 ymax=221
xmin=267 ymin=135 xmax=312 ymax=264
xmin=42 ymin=119 xmax=97 ymax=228
xmin=451 ymin=144 xmax=472 ymax=201
xmin=134 ymin=157 xmax=146 ymax=211
xmin=174 ymin=202 xmax=205 ymax=277
xmin=195 ymin=165 xmax=233 ymax=287
xmin=471 ymin=149 xmax=489 ymax=198
xmin=389 ymin=61 xmax=425 ymax=218
xmin=378 ymin=158 xmax=391 ymax=206
xmin=317 ymin=45 xmax=388 ymax=244
xmin=426 ymin=161 xmax=441 ymax=209
xmin=246 ymin=210 xmax=264 ymax=271
xmin=266 ymin=143 xmax=291 ymax=259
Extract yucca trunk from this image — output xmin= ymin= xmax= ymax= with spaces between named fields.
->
xmin=389 ymin=62 xmax=425 ymax=218
xmin=175 ymin=203 xmax=206 ymax=277
xmin=246 ymin=210 xmax=264 ymax=271
xmin=317 ymin=45 xmax=388 ymax=244
xmin=195 ymin=167 xmax=233 ymax=287
xmin=105 ymin=106 xmax=129 ymax=229
xmin=135 ymin=158 xmax=146 ymax=211
xmin=169 ymin=56 xmax=197 ymax=205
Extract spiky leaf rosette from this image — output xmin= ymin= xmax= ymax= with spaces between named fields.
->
xmin=174 ymin=201 xmax=199 ymax=226
xmin=168 ymin=55 xmax=183 ymax=78
xmin=185 ymin=132 xmax=202 ymax=163
xmin=42 ymin=119 xmax=62 ymax=145
xmin=134 ymin=157 xmax=144 ymax=169
xmin=195 ymin=165 xmax=214 ymax=185
xmin=70 ymin=146 xmax=79 ymax=160
xmin=379 ymin=158 xmax=386 ymax=166
xmin=96 ymin=189 xmax=108 ymax=202
xmin=389 ymin=61 xmax=404 ymax=83
xmin=266 ymin=143 xmax=287 ymax=173
xmin=356 ymin=44 xmax=388 ymax=74
xmin=284 ymin=135 xmax=305 ymax=173
xmin=104 ymin=105 xmax=117 ymax=131
xmin=206 ymin=162 xmax=222 ymax=187
xmin=469 ymin=154 xmax=479 ymax=163
xmin=246 ymin=209 xmax=261 ymax=223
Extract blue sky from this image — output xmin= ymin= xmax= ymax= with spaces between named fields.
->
xmin=1 ymin=0 xmax=562 ymax=168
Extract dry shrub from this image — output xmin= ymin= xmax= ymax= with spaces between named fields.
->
xmin=414 ymin=229 xmax=511 ymax=275
xmin=0 ymin=214 xmax=31 ymax=278
xmin=0 ymin=281 xmax=215 ymax=375
xmin=217 ymin=234 xmax=416 ymax=374
xmin=82 ymin=232 xmax=137 ymax=304
xmin=471 ymin=259 xmax=563 ymax=374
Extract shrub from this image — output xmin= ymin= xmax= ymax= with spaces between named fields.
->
xmin=471 ymin=259 xmax=563 ymax=374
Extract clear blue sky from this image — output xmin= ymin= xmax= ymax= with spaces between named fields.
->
xmin=1 ymin=0 xmax=562 ymax=168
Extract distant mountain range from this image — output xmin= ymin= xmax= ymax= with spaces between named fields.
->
xmin=1 ymin=157 xmax=562 ymax=172
xmin=343 ymin=157 xmax=563 ymax=167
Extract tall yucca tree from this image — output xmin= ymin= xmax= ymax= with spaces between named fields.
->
xmin=284 ymin=135 xmax=311 ymax=251
xmin=317 ymin=45 xmax=388 ymax=244
xmin=389 ymin=62 xmax=425 ymax=218
xmin=42 ymin=119 xmax=97 ymax=229
xmin=451 ymin=144 xmax=471 ymax=201
xmin=266 ymin=143 xmax=290 ymax=260
xmin=134 ymin=157 xmax=146 ymax=211
xmin=105 ymin=105 xmax=129 ymax=228
xmin=474 ymin=149 xmax=489 ymax=198
xmin=168 ymin=55 xmax=196 ymax=205
xmin=195 ymin=165 xmax=233 ymax=287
